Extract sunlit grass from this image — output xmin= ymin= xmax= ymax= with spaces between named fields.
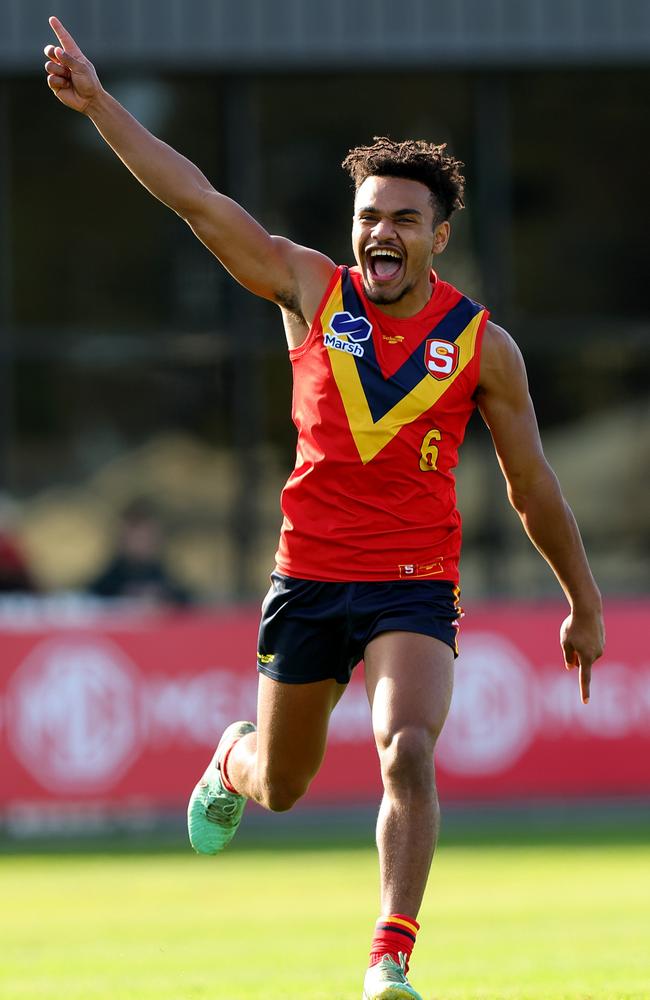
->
xmin=1 ymin=829 xmax=648 ymax=999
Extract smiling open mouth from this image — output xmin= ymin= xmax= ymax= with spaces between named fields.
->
xmin=367 ymin=247 xmax=404 ymax=282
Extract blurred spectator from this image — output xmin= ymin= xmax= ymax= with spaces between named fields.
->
xmin=0 ymin=495 xmax=38 ymax=593
xmin=88 ymin=498 xmax=191 ymax=606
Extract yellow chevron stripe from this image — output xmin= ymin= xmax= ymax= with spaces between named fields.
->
xmin=320 ymin=278 xmax=345 ymax=340
xmin=325 ymin=308 xmax=485 ymax=464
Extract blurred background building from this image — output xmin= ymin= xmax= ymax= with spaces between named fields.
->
xmin=1 ymin=0 xmax=649 ymax=603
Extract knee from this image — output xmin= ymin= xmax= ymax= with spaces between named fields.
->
xmin=376 ymin=725 xmax=437 ymax=793
xmin=257 ymin=767 xmax=311 ymax=813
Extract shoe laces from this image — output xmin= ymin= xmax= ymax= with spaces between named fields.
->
xmin=205 ymin=776 xmax=241 ymax=826
xmin=377 ymin=953 xmax=408 ymax=983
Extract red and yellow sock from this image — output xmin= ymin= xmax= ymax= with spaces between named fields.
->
xmin=369 ymin=913 xmax=420 ymax=971
xmin=219 ymin=739 xmax=242 ymax=794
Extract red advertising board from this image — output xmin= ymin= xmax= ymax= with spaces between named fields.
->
xmin=1 ymin=600 xmax=648 ymax=829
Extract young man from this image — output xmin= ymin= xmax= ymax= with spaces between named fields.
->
xmin=45 ymin=16 xmax=604 ymax=1000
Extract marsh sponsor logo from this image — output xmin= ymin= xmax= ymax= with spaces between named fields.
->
xmin=325 ymin=311 xmax=373 ymax=357
xmin=329 ymin=311 xmax=373 ymax=342
xmin=324 ymin=333 xmax=365 ymax=357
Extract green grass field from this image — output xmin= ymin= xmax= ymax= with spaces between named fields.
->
xmin=1 ymin=819 xmax=649 ymax=1000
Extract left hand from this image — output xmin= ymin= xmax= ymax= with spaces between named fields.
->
xmin=44 ymin=16 xmax=101 ymax=115
xmin=560 ymin=606 xmax=605 ymax=705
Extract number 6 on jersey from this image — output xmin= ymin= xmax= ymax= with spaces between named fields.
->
xmin=419 ymin=428 xmax=441 ymax=471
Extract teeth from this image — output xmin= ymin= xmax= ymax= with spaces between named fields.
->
xmin=369 ymin=248 xmax=401 ymax=259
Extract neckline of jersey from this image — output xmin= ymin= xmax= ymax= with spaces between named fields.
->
xmin=351 ymin=268 xmax=447 ymax=332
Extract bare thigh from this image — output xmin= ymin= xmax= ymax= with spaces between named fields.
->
xmin=255 ymin=672 xmax=347 ymax=791
xmin=364 ymin=631 xmax=454 ymax=749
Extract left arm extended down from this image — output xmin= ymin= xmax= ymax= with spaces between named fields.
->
xmin=476 ymin=321 xmax=604 ymax=704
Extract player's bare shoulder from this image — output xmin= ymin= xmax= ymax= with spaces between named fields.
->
xmin=477 ymin=319 xmax=528 ymax=398
xmin=271 ymin=238 xmax=336 ymax=350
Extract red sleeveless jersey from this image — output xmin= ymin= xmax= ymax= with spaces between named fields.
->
xmin=275 ymin=265 xmax=489 ymax=583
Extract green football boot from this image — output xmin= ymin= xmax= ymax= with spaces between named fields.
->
xmin=187 ymin=720 xmax=256 ymax=855
xmin=362 ymin=953 xmax=423 ymax=1000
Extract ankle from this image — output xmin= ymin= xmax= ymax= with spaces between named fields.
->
xmin=220 ymin=739 xmax=244 ymax=795
xmin=369 ymin=912 xmax=419 ymax=970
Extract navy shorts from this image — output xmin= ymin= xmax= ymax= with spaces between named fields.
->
xmin=257 ymin=572 xmax=461 ymax=685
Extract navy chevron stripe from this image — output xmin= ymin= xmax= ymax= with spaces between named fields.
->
xmin=340 ymin=269 xmax=482 ymax=424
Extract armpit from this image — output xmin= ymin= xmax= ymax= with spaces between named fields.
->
xmin=275 ymin=288 xmax=304 ymax=319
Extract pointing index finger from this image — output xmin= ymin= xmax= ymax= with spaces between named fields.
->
xmin=49 ymin=15 xmax=83 ymax=58
xmin=579 ymin=660 xmax=592 ymax=704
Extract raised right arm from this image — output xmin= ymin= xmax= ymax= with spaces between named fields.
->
xmin=44 ymin=16 xmax=334 ymax=317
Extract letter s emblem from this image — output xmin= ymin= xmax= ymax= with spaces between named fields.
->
xmin=425 ymin=339 xmax=459 ymax=380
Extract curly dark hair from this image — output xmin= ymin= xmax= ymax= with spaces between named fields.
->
xmin=341 ymin=136 xmax=465 ymax=223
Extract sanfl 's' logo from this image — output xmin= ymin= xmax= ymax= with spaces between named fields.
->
xmin=425 ymin=339 xmax=459 ymax=380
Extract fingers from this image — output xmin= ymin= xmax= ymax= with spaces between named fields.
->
xmin=49 ymin=15 xmax=84 ymax=58
xmin=44 ymin=42 xmax=82 ymax=73
xmin=559 ymin=610 xmax=603 ymax=706
xmin=55 ymin=46 xmax=84 ymax=71
xmin=44 ymin=21 xmax=98 ymax=112
xmin=568 ymin=645 xmax=593 ymax=704
xmin=562 ymin=638 xmax=590 ymax=704
xmin=47 ymin=74 xmax=70 ymax=93
xmin=45 ymin=59 xmax=69 ymax=79
xmin=44 ymin=54 xmax=70 ymax=93
xmin=562 ymin=640 xmax=578 ymax=670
